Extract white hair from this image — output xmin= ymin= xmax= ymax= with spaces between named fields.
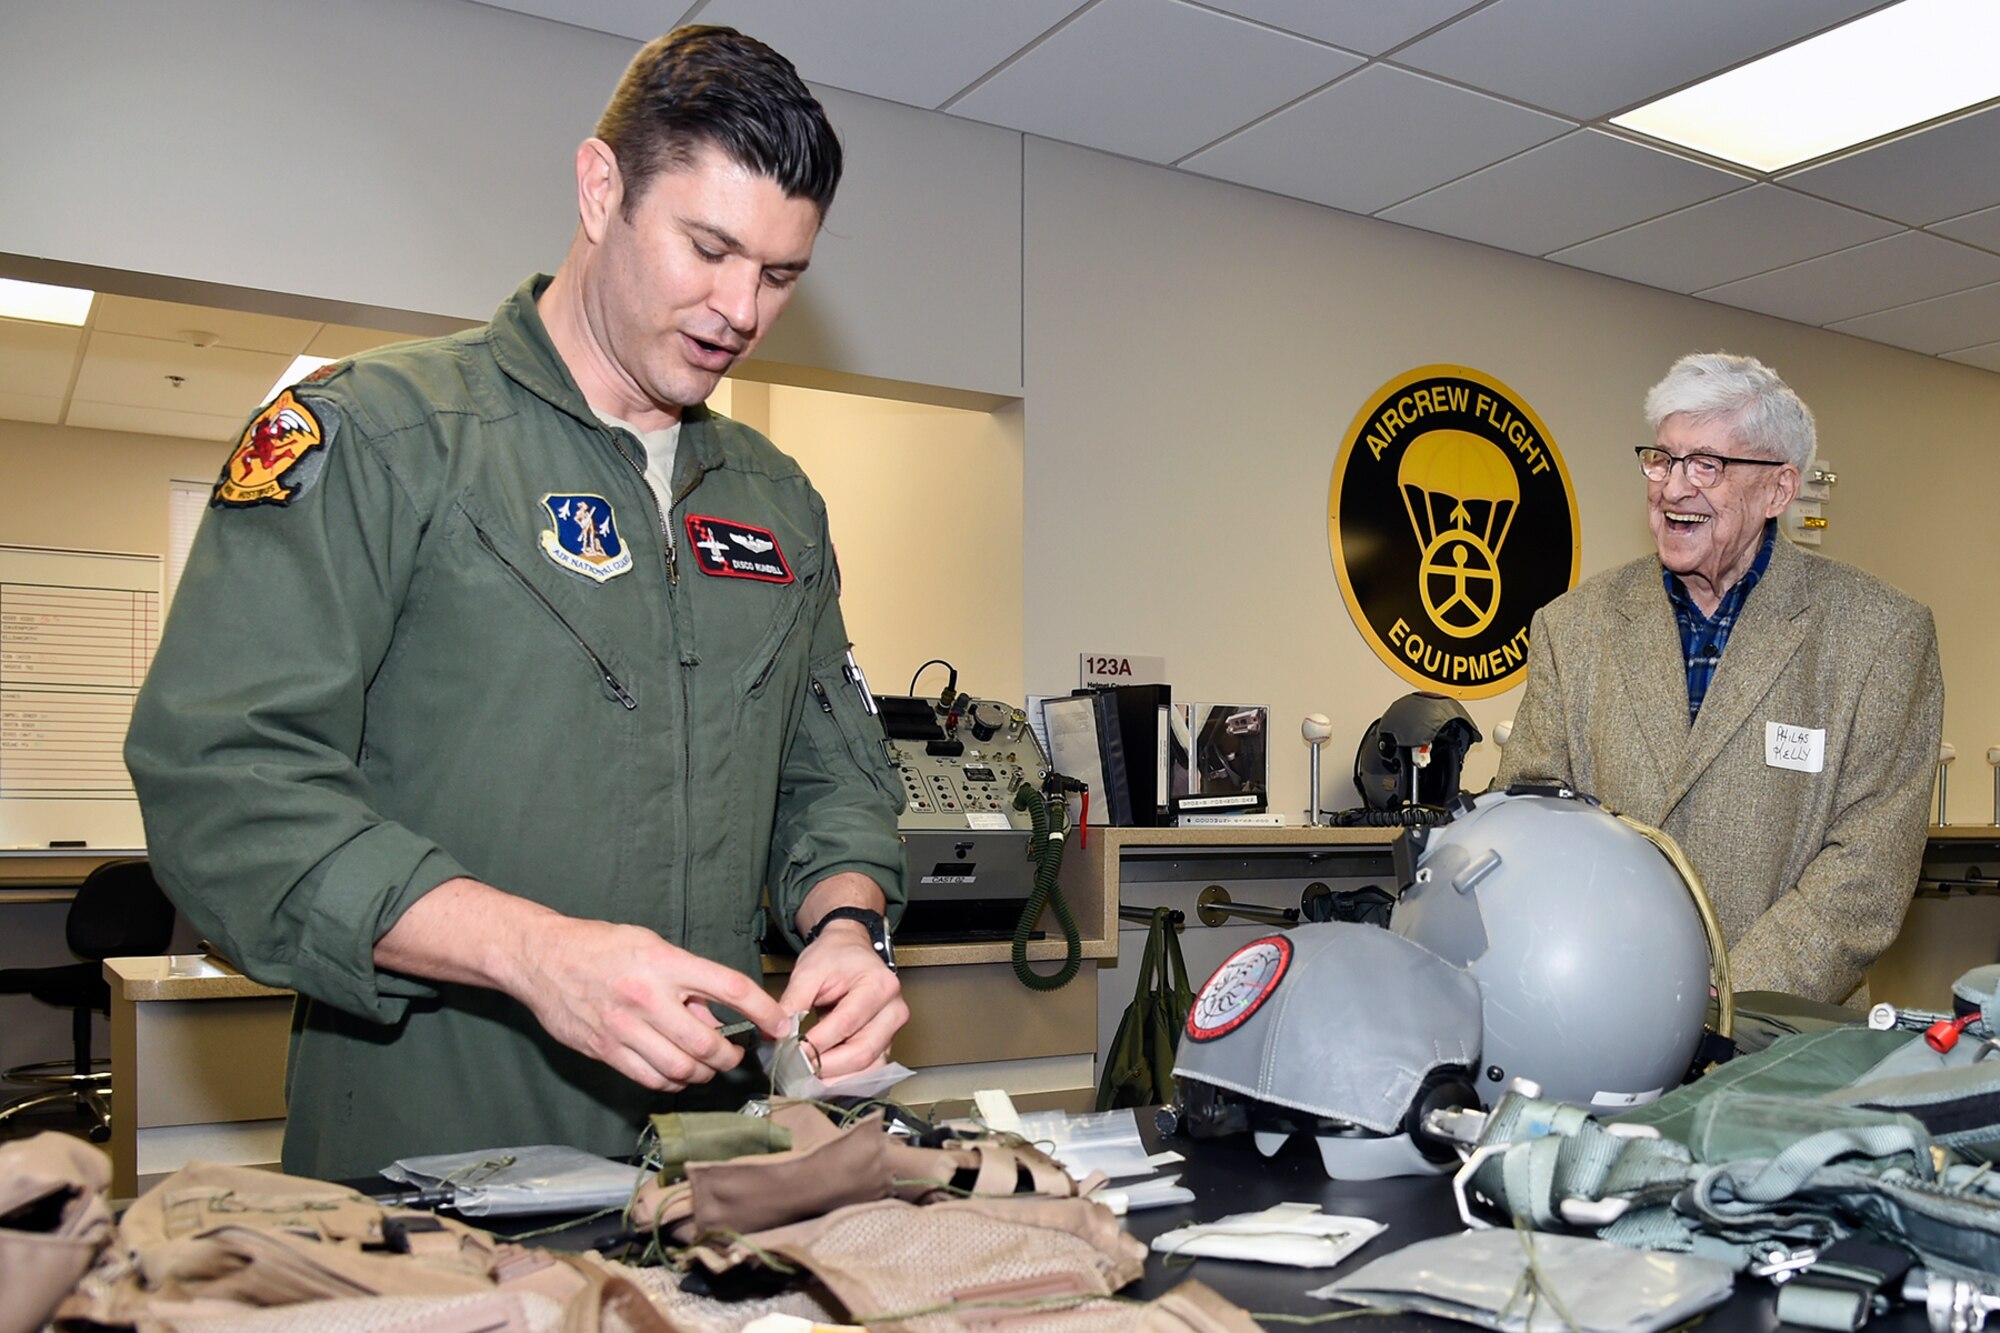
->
xmin=1643 ymin=352 xmax=1815 ymax=471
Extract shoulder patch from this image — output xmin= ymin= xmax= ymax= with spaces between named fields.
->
xmin=214 ymin=390 xmax=332 ymax=508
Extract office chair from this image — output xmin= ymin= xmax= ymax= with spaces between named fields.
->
xmin=0 ymin=859 xmax=176 ymax=1141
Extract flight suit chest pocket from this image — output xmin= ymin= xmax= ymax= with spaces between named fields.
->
xmin=709 ymin=541 xmax=820 ymax=698
xmin=451 ymin=502 xmax=640 ymax=710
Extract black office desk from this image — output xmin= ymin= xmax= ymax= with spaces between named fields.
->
xmin=476 ymin=1121 xmax=1932 ymax=1331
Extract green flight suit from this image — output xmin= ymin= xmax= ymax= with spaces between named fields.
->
xmin=125 ymin=277 xmax=905 ymax=1181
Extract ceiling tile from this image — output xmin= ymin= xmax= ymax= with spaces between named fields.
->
xmin=1783 ymin=104 xmax=2000 ymax=226
xmin=1197 ymin=0 xmax=1481 ymax=55
xmin=463 ymin=1 xmax=705 ymax=43
xmin=949 ymin=0 xmax=1361 ymax=164
xmin=65 ymin=400 xmax=243 ymax=442
xmin=1931 ymin=202 xmax=2000 ymax=255
xmin=1696 ymin=231 xmax=2000 ymax=326
xmin=0 ymin=390 xmax=62 ymax=425
xmin=305 ymin=324 xmax=423 ymax=360
xmin=1378 ymin=130 xmax=1743 ymax=255
xmin=1183 ymin=65 xmax=1568 ymax=215
xmin=689 ymin=0 xmax=1085 ymax=106
xmin=1394 ymin=0 xmax=1884 ymax=120
xmin=92 ymin=294 xmax=320 ymax=355
xmin=0 ymin=318 xmax=83 ymax=396
xmin=70 ymin=331 xmax=291 ymax=418
xmin=1549 ymin=185 xmax=1902 ymax=292
xmin=1828 ymin=281 xmax=2000 ymax=356
xmin=1941 ymin=342 xmax=2000 ymax=374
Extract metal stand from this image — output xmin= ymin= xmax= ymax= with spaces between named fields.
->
xmin=1937 ymin=743 xmax=1955 ymax=826
xmin=1989 ymin=747 xmax=2000 ymax=827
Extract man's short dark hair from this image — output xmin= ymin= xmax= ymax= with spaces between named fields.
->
xmin=596 ymin=25 xmax=843 ymax=219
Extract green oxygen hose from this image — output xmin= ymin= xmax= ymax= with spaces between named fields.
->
xmin=1010 ymin=782 xmax=1083 ymax=991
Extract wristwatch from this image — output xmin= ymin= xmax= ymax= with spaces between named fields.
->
xmin=806 ymin=906 xmax=896 ymax=971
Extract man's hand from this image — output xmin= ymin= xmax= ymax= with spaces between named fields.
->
xmin=782 ymin=872 xmax=906 ymax=1078
xmin=779 ymin=920 xmax=907 ymax=1079
xmin=374 ymin=877 xmax=788 ymax=1092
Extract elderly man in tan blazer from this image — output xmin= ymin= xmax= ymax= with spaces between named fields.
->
xmin=1496 ymin=353 xmax=1943 ymax=1006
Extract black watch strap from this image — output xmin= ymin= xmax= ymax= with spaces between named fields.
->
xmin=806 ymin=906 xmax=895 ymax=969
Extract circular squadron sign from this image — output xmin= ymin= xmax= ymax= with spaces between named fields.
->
xmin=1329 ymin=366 xmax=1579 ymax=699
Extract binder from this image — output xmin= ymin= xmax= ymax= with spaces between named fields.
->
xmin=1097 ymin=683 xmax=1171 ymax=826
xmin=1087 ymin=688 xmax=1135 ymax=827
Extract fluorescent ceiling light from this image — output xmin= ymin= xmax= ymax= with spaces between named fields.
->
xmin=0 ymin=277 xmax=94 ymax=325
xmin=1612 ymin=0 xmax=2000 ymax=173
xmin=266 ymin=354 xmax=334 ymax=403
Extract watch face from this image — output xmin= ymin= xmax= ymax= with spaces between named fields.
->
xmin=1186 ymin=936 xmax=1291 ymax=1042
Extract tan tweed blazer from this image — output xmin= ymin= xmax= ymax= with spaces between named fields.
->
xmin=1495 ymin=535 xmax=1943 ymax=1004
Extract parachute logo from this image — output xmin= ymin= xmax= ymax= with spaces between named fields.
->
xmin=1399 ymin=430 xmax=1517 ymax=639
xmin=1328 ymin=366 xmax=1578 ymax=699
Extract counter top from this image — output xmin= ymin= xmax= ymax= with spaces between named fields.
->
xmin=104 ymin=955 xmax=292 ymax=1002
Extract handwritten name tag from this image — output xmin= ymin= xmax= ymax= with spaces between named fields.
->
xmin=1765 ymin=721 xmax=1826 ymax=774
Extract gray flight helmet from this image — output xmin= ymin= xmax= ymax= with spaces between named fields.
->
xmin=1171 ymin=922 xmax=1485 ymax=1179
xmin=1390 ymin=788 xmax=1715 ymax=1110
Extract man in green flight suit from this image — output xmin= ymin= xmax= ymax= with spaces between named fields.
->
xmin=125 ymin=26 xmax=908 ymax=1181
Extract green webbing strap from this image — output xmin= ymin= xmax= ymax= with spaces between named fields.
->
xmin=1472 ymin=1095 xmax=1695 ymax=1230
xmin=1704 ymin=1124 xmax=1933 ymax=1207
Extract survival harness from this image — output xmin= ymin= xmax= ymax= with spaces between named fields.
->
xmin=1454 ymin=964 xmax=2000 ymax=1330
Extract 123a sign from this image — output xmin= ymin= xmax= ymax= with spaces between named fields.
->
xmin=1080 ymin=653 xmax=1166 ymax=688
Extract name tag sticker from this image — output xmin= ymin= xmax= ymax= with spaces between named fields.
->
xmin=1765 ymin=722 xmax=1826 ymax=774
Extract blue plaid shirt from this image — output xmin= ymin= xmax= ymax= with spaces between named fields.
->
xmin=1663 ymin=520 xmax=1777 ymax=722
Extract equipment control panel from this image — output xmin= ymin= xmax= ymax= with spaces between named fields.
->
xmin=879 ymin=695 xmax=1046 ymax=828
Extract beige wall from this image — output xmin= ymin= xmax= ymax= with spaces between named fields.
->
xmin=5 ymin=0 xmax=1997 ymax=829
xmin=767 ymin=386 xmax=1025 ymax=709
xmin=0 ymin=421 xmax=226 ymax=556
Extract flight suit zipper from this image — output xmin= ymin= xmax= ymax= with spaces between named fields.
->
xmin=603 ymin=429 xmax=678 ymax=585
xmin=471 ymin=525 xmax=637 ymax=709
xmin=603 ymin=424 xmax=701 ymax=947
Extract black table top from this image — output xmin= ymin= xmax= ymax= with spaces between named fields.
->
xmin=438 ymin=1116 xmax=1935 ymax=1331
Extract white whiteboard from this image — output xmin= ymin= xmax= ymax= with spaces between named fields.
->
xmin=0 ymin=545 xmax=159 ymax=850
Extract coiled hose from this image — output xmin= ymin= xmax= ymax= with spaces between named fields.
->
xmin=1011 ymin=782 xmax=1083 ymax=991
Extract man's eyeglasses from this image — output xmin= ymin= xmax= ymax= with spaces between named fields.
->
xmin=1634 ymin=446 xmax=1786 ymax=489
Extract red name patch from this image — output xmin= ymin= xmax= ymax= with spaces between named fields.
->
xmin=685 ymin=515 xmax=793 ymax=583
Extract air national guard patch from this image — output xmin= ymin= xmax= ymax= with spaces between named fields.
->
xmin=214 ymin=390 xmax=329 ymax=507
xmin=539 ymin=494 xmax=633 ymax=583
xmin=686 ymin=514 xmax=793 ymax=583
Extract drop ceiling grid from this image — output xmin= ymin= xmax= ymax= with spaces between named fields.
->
xmin=1697 ymin=230 xmax=2000 ymax=328
xmin=1829 ymin=279 xmax=2000 ymax=355
xmin=1377 ymin=129 xmax=1747 ymax=256
xmin=1546 ymin=186 xmax=1906 ymax=293
xmin=1180 ymin=64 xmax=1570 ymax=215
xmin=1389 ymin=0 xmax=1891 ymax=121
xmin=686 ymin=0 xmax=1087 ymax=109
xmin=948 ymin=0 xmax=1364 ymax=164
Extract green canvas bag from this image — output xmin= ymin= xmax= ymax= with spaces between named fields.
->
xmin=1096 ymin=907 xmax=1195 ymax=1111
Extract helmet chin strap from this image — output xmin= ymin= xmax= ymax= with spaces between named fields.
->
xmin=1613 ymin=811 xmax=1735 ymax=1049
